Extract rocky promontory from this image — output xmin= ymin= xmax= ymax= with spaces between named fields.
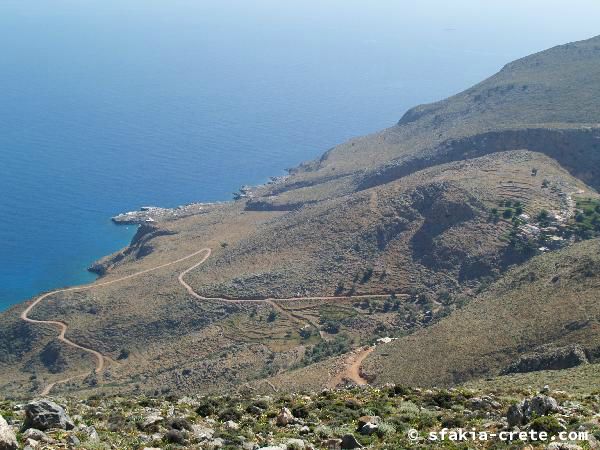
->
xmin=112 ymin=203 xmax=214 ymax=225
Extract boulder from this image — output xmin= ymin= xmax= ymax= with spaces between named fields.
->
xmin=80 ymin=425 xmax=99 ymax=443
xmin=67 ymin=434 xmax=81 ymax=447
xmin=140 ymin=414 xmax=164 ymax=432
xmin=502 ymin=345 xmax=588 ymax=374
xmin=242 ymin=443 xmax=258 ymax=450
xmin=359 ymin=422 xmax=378 ymax=435
xmin=0 ymin=415 xmax=18 ymax=450
xmin=22 ymin=400 xmax=74 ymax=431
xmin=357 ymin=415 xmax=380 ymax=430
xmin=224 ymin=420 xmax=239 ymax=431
xmin=341 ymin=434 xmax=363 ymax=449
xmin=22 ymin=428 xmax=57 ymax=445
xmin=24 ymin=439 xmax=38 ymax=449
xmin=526 ymin=395 xmax=560 ymax=417
xmin=207 ymin=438 xmax=225 ymax=449
xmin=546 ymin=444 xmax=583 ymax=450
xmin=191 ymin=424 xmax=214 ymax=440
xmin=507 ymin=403 xmax=524 ymax=427
xmin=468 ymin=396 xmax=501 ymax=411
xmin=506 ymin=395 xmax=560 ymax=427
xmin=22 ymin=429 xmax=48 ymax=442
xmin=276 ymin=407 xmax=294 ymax=426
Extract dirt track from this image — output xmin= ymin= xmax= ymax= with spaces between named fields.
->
xmin=21 ymin=248 xmax=212 ymax=395
xmin=328 ymin=346 xmax=375 ymax=388
xmin=23 ymin=247 xmax=395 ymax=395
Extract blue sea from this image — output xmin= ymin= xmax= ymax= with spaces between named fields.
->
xmin=1 ymin=0 xmax=599 ymax=311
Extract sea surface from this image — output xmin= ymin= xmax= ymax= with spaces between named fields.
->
xmin=1 ymin=0 xmax=600 ymax=311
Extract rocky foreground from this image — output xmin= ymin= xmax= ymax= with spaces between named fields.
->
xmin=1 ymin=385 xmax=599 ymax=449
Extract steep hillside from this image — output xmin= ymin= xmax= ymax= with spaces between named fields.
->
xmin=362 ymin=238 xmax=600 ymax=386
xmin=188 ymin=150 xmax=594 ymax=299
xmin=1 ymin=35 xmax=600 ymax=399
xmin=248 ymin=35 xmax=600 ymax=200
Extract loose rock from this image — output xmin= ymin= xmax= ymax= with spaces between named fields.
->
xmin=224 ymin=420 xmax=239 ymax=431
xmin=22 ymin=429 xmax=48 ymax=442
xmin=341 ymin=434 xmax=363 ymax=449
xmin=276 ymin=407 xmax=294 ymax=426
xmin=359 ymin=422 xmax=378 ymax=435
xmin=67 ymin=434 xmax=81 ymax=447
xmin=192 ymin=424 xmax=214 ymax=440
xmin=0 ymin=415 xmax=18 ymax=450
xmin=22 ymin=400 xmax=74 ymax=431
xmin=140 ymin=414 xmax=164 ymax=432
xmin=357 ymin=415 xmax=380 ymax=429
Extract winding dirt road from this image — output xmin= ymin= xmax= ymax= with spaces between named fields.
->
xmin=178 ymin=258 xmax=392 ymax=303
xmin=21 ymin=248 xmax=212 ymax=395
xmin=23 ymin=246 xmax=393 ymax=395
xmin=328 ymin=346 xmax=375 ymax=388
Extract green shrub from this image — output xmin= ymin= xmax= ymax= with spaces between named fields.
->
xmin=218 ymin=407 xmax=242 ymax=421
xmin=388 ymin=385 xmax=411 ymax=397
xmin=396 ymin=401 xmax=421 ymax=424
xmin=196 ymin=398 xmax=219 ymax=416
xmin=301 ymin=334 xmax=351 ymax=365
xmin=441 ymin=414 xmax=466 ymax=428
xmin=529 ymin=415 xmax=563 ymax=434
xmin=376 ymin=421 xmax=396 ymax=437
xmin=345 ymin=398 xmax=362 ymax=409
xmin=429 ymin=390 xmax=453 ymax=408
xmin=314 ymin=424 xmax=333 ymax=438
xmin=321 ymin=319 xmax=340 ymax=334
xmin=292 ymin=404 xmax=309 ymax=419
xmin=537 ymin=209 xmax=551 ymax=226
xmin=361 ymin=268 xmax=374 ymax=284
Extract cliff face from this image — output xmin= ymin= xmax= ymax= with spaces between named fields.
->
xmin=88 ymin=224 xmax=177 ymax=276
xmin=358 ymin=127 xmax=600 ymax=191
xmin=248 ymin=35 xmax=600 ymax=205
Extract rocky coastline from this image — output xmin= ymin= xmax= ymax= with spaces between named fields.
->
xmin=112 ymin=203 xmax=211 ymax=225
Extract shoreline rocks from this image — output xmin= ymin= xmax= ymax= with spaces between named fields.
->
xmin=112 ymin=202 xmax=215 ymax=225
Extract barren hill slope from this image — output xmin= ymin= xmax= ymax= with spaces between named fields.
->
xmin=249 ymin=34 xmax=600 ymax=200
xmin=362 ymin=238 xmax=600 ymax=387
xmin=1 ymin=35 xmax=600 ymax=399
